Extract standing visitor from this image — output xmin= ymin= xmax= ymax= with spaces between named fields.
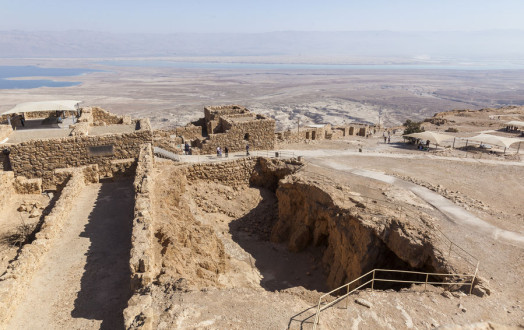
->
xmin=225 ymin=146 xmax=229 ymax=157
xmin=246 ymin=144 xmax=250 ymax=156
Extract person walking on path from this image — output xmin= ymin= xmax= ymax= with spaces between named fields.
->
xmin=246 ymin=144 xmax=250 ymax=156
xmin=225 ymin=146 xmax=229 ymax=157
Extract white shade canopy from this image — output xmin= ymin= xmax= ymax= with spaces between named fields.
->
xmin=506 ymin=121 xmax=524 ymax=128
xmin=2 ymin=100 xmax=81 ymax=115
xmin=466 ymin=133 xmax=523 ymax=148
xmin=404 ymin=131 xmax=454 ymax=145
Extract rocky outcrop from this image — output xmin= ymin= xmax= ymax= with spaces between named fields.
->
xmin=271 ymin=175 xmax=451 ymax=289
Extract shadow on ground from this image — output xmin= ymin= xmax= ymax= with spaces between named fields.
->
xmin=72 ymin=180 xmax=134 ymax=330
xmin=228 ymin=187 xmax=328 ymax=293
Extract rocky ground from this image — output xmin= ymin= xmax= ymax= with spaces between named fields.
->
xmin=0 ymin=193 xmax=51 ymax=274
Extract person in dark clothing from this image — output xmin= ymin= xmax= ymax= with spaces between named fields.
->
xmin=225 ymin=146 xmax=229 ymax=157
xmin=184 ymin=143 xmax=190 ymax=155
xmin=246 ymin=144 xmax=250 ymax=156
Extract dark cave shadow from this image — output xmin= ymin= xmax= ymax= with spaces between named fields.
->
xmin=71 ymin=179 xmax=134 ymax=330
xmin=228 ymin=186 xmax=329 ymax=293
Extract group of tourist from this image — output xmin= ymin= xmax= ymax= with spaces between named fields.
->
xmin=183 ymin=142 xmax=251 ymax=157
xmin=383 ymin=131 xmax=391 ymax=143
xmin=216 ymin=146 xmax=229 ymax=157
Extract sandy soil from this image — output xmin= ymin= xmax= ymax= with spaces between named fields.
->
xmin=6 ymin=180 xmax=134 ymax=330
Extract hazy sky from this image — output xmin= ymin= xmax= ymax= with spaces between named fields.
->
xmin=1 ymin=0 xmax=524 ymax=33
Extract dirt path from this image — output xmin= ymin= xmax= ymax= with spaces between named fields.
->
xmin=7 ymin=180 xmax=134 ymax=330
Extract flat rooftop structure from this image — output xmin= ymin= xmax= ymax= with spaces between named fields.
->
xmin=5 ymin=128 xmax=72 ymax=144
xmin=3 ymin=124 xmax=137 ymax=145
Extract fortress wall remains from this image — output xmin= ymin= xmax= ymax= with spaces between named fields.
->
xmin=0 ymin=169 xmax=88 ymax=324
xmin=124 ymin=143 xmax=156 ymax=329
xmin=0 ymin=171 xmax=15 ymax=205
xmin=8 ymin=119 xmax=152 ymax=188
xmin=91 ymin=106 xmax=132 ymax=125
xmin=175 ymin=125 xmax=203 ymax=140
xmin=185 ymin=157 xmax=258 ymax=186
xmin=200 ymin=118 xmax=275 ymax=154
xmin=276 ymin=124 xmax=370 ymax=144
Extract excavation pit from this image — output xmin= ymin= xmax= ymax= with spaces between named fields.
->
xmin=150 ymin=157 xmax=461 ymax=296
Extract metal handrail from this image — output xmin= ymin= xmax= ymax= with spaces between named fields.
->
xmin=252 ymin=150 xmax=296 ymax=159
xmin=313 ymin=267 xmax=478 ymax=330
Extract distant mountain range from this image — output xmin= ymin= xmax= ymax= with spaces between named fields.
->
xmin=1 ymin=30 xmax=524 ymax=60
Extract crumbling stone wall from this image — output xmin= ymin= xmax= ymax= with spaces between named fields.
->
xmin=0 ymin=171 xmax=15 ymax=204
xmin=8 ymin=119 xmax=152 ymax=188
xmin=91 ymin=106 xmax=131 ymax=125
xmin=185 ymin=158 xmax=259 ymax=186
xmin=69 ymin=122 xmax=90 ymax=136
xmin=13 ymin=176 xmax=42 ymax=194
xmin=125 ymin=144 xmax=156 ymax=329
xmin=276 ymin=123 xmax=370 ymax=144
xmin=200 ymin=117 xmax=275 ymax=153
xmin=77 ymin=107 xmax=94 ymax=124
xmin=153 ymin=130 xmax=183 ymax=155
xmin=0 ymin=169 xmax=89 ymax=325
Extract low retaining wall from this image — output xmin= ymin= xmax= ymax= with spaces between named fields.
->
xmin=184 ymin=157 xmax=258 ymax=186
xmin=0 ymin=169 xmax=89 ymax=326
xmin=124 ymin=144 xmax=156 ymax=330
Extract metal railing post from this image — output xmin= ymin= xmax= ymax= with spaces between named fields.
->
xmin=345 ymin=284 xmax=349 ymax=309
xmin=425 ymin=273 xmax=429 ymax=292
xmin=371 ymin=270 xmax=375 ymax=291
xmin=313 ymin=299 xmax=322 ymax=330
xmin=469 ymin=261 xmax=479 ymax=295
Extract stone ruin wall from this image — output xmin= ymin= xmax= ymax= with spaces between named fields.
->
xmin=0 ymin=168 xmax=91 ymax=324
xmin=185 ymin=157 xmax=259 ymax=186
xmin=125 ymin=144 xmax=157 ymax=329
xmin=7 ymin=119 xmax=152 ymax=188
xmin=204 ymin=105 xmax=248 ymax=121
xmin=152 ymin=125 xmax=202 ymax=154
xmin=200 ymin=118 xmax=275 ymax=154
xmin=0 ymin=171 xmax=15 ymax=205
xmin=91 ymin=106 xmax=132 ymax=126
xmin=276 ymin=124 xmax=369 ymax=144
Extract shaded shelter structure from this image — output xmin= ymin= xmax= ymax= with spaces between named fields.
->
xmin=1 ymin=100 xmax=81 ymax=128
xmin=464 ymin=133 xmax=523 ymax=154
xmin=404 ymin=131 xmax=454 ymax=148
xmin=505 ymin=121 xmax=524 ymax=134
